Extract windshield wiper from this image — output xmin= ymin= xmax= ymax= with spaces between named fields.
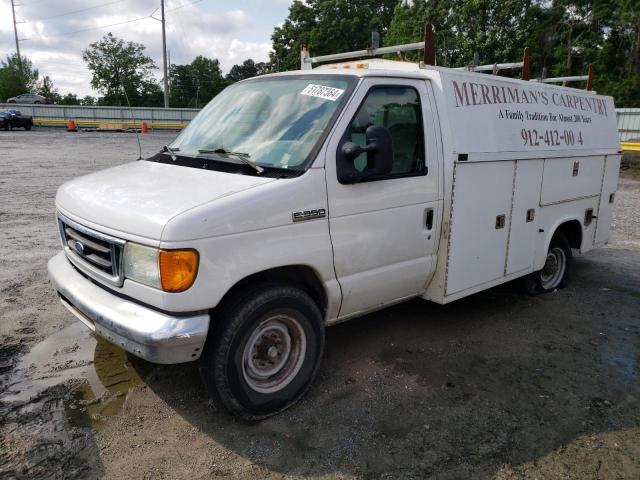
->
xmin=162 ymin=145 xmax=179 ymax=161
xmin=198 ymin=148 xmax=264 ymax=174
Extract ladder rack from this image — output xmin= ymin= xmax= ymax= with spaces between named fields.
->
xmin=300 ymin=23 xmax=593 ymax=91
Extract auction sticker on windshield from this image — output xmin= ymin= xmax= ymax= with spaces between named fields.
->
xmin=301 ymin=84 xmax=345 ymax=101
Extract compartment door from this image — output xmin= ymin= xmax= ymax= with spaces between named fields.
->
xmin=540 ymin=156 xmax=605 ymax=205
xmin=446 ymin=161 xmax=515 ymax=295
xmin=506 ymin=160 xmax=544 ymax=275
xmin=594 ymin=155 xmax=622 ymax=244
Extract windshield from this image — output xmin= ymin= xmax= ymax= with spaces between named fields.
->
xmin=170 ymin=75 xmax=354 ymax=170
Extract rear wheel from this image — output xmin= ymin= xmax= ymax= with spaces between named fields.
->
xmin=5 ymin=122 xmax=11 ymax=131
xmin=523 ymin=232 xmax=572 ymax=294
xmin=199 ymin=284 xmax=324 ymax=420
xmin=25 ymin=123 xmax=32 ymax=131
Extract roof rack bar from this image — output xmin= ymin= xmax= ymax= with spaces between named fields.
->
xmin=454 ymin=61 xmax=524 ymax=72
xmin=301 ymin=41 xmax=426 ymax=69
xmin=530 ymin=75 xmax=589 ymax=84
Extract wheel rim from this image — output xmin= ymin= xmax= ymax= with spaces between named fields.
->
xmin=242 ymin=314 xmax=306 ymax=394
xmin=540 ymin=247 xmax=566 ymax=290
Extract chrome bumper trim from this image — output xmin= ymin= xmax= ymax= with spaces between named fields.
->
xmin=48 ymin=251 xmax=209 ymax=364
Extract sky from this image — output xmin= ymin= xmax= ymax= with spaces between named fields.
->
xmin=0 ymin=0 xmax=293 ymax=97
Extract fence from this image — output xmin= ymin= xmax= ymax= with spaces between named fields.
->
xmin=2 ymin=103 xmax=640 ymax=140
xmin=617 ymin=108 xmax=640 ymax=142
xmin=0 ymin=103 xmax=199 ymax=129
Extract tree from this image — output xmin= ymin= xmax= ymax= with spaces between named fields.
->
xmin=386 ymin=0 xmax=536 ymax=68
xmin=382 ymin=0 xmax=640 ymax=106
xmin=58 ymin=93 xmax=81 ymax=105
xmin=80 ymin=95 xmax=97 ymax=106
xmin=227 ymin=59 xmax=270 ymax=82
xmin=38 ymin=75 xmax=61 ymax=103
xmin=0 ymin=54 xmax=39 ymax=101
xmin=169 ymin=56 xmax=227 ymax=108
xmin=270 ymin=0 xmax=399 ymax=72
xmin=83 ymin=33 xmax=159 ymax=106
xmin=270 ymin=0 xmax=316 ymax=72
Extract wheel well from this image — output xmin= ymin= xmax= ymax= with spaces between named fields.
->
xmin=555 ymin=220 xmax=582 ymax=249
xmin=217 ymin=265 xmax=327 ymax=317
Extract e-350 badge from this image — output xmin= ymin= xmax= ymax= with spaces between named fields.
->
xmin=292 ymin=208 xmax=326 ymax=222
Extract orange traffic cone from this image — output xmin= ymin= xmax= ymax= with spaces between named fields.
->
xmin=67 ymin=120 xmax=77 ymax=132
xmin=141 ymin=122 xmax=149 ymax=134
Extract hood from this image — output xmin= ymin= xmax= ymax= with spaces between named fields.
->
xmin=56 ymin=160 xmax=276 ymax=240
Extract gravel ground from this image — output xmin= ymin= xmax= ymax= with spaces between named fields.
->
xmin=1 ymin=129 xmax=639 ymax=479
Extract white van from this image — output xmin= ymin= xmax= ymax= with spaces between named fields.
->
xmin=48 ymin=51 xmax=621 ymax=419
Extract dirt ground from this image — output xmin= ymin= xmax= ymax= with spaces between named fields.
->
xmin=1 ymin=129 xmax=639 ymax=479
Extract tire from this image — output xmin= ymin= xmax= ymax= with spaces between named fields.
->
xmin=5 ymin=122 xmax=11 ymax=131
xmin=25 ymin=123 xmax=32 ymax=131
xmin=199 ymin=284 xmax=325 ymax=420
xmin=34 ymin=101 xmax=41 ymax=104
xmin=522 ymin=232 xmax=572 ymax=294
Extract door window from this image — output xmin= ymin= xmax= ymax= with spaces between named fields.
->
xmin=346 ymin=86 xmax=425 ymax=178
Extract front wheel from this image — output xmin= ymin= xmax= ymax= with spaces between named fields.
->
xmin=199 ymin=284 xmax=324 ymax=420
xmin=523 ymin=232 xmax=572 ymax=294
xmin=5 ymin=122 xmax=11 ymax=131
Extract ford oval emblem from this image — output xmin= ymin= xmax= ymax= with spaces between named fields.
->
xmin=73 ymin=241 xmax=86 ymax=255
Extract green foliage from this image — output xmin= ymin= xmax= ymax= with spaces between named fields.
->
xmin=0 ymin=54 xmax=39 ymax=101
xmin=169 ymin=56 xmax=227 ymax=108
xmin=270 ymin=0 xmax=400 ymax=71
xmin=227 ymin=59 xmax=271 ymax=82
xmin=58 ymin=93 xmax=81 ymax=105
xmin=387 ymin=0 xmax=537 ymax=66
xmin=385 ymin=0 xmax=640 ymax=106
xmin=80 ymin=95 xmax=97 ymax=106
xmin=83 ymin=33 xmax=160 ymax=107
xmin=38 ymin=75 xmax=61 ymax=103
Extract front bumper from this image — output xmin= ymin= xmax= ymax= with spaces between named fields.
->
xmin=47 ymin=251 xmax=210 ymax=364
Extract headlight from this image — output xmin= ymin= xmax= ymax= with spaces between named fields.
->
xmin=124 ymin=243 xmax=161 ymax=289
xmin=124 ymin=243 xmax=199 ymax=293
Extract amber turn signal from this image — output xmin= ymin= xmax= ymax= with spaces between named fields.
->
xmin=159 ymin=249 xmax=199 ymax=293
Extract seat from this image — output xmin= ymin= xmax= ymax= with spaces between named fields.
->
xmin=388 ymin=123 xmax=419 ymax=174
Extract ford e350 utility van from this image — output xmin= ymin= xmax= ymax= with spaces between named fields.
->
xmin=48 ymin=43 xmax=621 ymax=419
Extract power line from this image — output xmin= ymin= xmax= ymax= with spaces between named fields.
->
xmin=19 ymin=0 xmax=60 ymax=6
xmin=166 ymin=0 xmax=207 ymax=13
xmin=46 ymin=14 xmax=154 ymax=38
xmin=29 ymin=0 xmax=127 ymax=22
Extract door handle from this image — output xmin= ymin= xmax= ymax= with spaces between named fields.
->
xmin=425 ymin=208 xmax=434 ymax=230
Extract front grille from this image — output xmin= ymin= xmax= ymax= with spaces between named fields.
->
xmin=58 ymin=214 xmax=125 ymax=286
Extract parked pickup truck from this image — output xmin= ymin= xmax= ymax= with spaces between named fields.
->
xmin=1 ymin=110 xmax=33 ymax=130
xmin=48 ymin=56 xmax=621 ymax=419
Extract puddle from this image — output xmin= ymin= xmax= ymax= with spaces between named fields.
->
xmin=0 ymin=322 xmax=155 ymax=477
xmin=601 ymin=335 xmax=639 ymax=386
xmin=1 ymin=320 xmax=151 ymax=430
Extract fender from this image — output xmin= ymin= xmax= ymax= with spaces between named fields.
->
xmin=534 ymin=215 xmax=583 ymax=271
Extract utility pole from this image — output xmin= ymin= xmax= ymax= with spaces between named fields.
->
xmin=160 ymin=0 xmax=169 ymax=108
xmin=11 ymin=0 xmax=22 ymax=72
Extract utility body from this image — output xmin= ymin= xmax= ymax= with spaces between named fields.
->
xmin=48 ymin=58 xmax=621 ymax=419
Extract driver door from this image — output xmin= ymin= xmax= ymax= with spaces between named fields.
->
xmin=325 ymin=77 xmax=441 ymax=318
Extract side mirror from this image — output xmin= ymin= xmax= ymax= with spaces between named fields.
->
xmin=337 ymin=125 xmax=393 ymax=184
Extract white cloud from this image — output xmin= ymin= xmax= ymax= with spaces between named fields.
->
xmin=0 ymin=0 xmax=290 ymax=97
